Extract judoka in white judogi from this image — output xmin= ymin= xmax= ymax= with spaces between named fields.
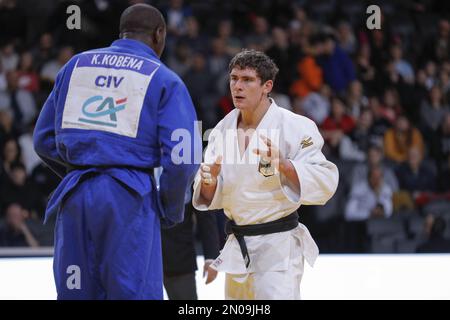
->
xmin=193 ymin=98 xmax=339 ymax=299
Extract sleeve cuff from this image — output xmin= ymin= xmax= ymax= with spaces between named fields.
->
xmin=192 ymin=173 xmax=223 ymax=211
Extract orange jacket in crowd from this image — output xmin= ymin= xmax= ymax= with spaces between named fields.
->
xmin=290 ymin=56 xmax=323 ymax=98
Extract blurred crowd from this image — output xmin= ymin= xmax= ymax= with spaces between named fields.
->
xmin=0 ymin=0 xmax=450 ymax=252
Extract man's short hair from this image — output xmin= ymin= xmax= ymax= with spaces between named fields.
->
xmin=228 ymin=49 xmax=279 ymax=84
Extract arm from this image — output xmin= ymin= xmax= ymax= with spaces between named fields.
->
xmin=281 ymin=120 xmax=339 ymax=205
xmin=192 ymin=128 xmax=224 ymax=211
xmin=33 ymin=69 xmax=67 ymax=178
xmin=20 ymin=223 xmax=40 ymax=248
xmin=157 ymin=79 xmax=202 ymax=227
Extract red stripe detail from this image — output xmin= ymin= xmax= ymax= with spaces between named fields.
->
xmin=116 ymin=98 xmax=127 ymax=104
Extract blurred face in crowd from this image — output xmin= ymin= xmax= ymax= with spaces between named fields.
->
xmin=416 ymin=69 xmax=427 ymax=85
xmin=254 ymin=16 xmax=268 ymax=35
xmin=0 ymin=110 xmax=13 ymax=132
xmin=369 ymin=167 xmax=383 ymax=191
xmin=368 ymin=146 xmax=383 ymax=166
xmin=358 ymin=109 xmax=373 ymax=130
xmin=192 ymin=52 xmax=206 ymax=71
xmin=331 ymin=97 xmax=345 ymax=119
xmin=6 ymin=203 xmax=26 ymax=230
xmin=442 ymin=113 xmax=450 ymax=134
xmin=40 ymin=33 xmax=53 ymax=50
xmin=6 ymin=71 xmax=19 ymax=90
xmin=383 ymin=89 xmax=398 ymax=107
xmin=395 ymin=115 xmax=410 ymax=132
xmin=218 ymin=20 xmax=232 ymax=38
xmin=323 ymin=38 xmax=335 ymax=55
xmin=10 ymin=166 xmax=26 ymax=186
xmin=19 ymin=52 xmax=34 ymax=71
xmin=408 ymin=147 xmax=422 ymax=170
xmin=230 ymin=67 xmax=272 ymax=112
xmin=3 ymin=139 xmax=19 ymax=164
xmin=272 ymin=27 xmax=288 ymax=49
xmin=390 ymin=45 xmax=402 ymax=60
xmin=430 ymin=86 xmax=442 ymax=104
xmin=425 ymin=61 xmax=436 ymax=77
xmin=440 ymin=71 xmax=449 ymax=86
xmin=349 ymin=81 xmax=362 ymax=97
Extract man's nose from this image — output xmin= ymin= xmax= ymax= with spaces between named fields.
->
xmin=232 ymin=80 xmax=244 ymax=90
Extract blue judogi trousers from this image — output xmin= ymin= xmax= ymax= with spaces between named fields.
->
xmin=53 ymin=173 xmax=163 ymax=299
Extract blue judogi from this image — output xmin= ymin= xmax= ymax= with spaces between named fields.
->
xmin=33 ymin=39 xmax=201 ymax=299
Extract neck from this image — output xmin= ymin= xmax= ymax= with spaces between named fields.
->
xmin=239 ymin=97 xmax=271 ymax=128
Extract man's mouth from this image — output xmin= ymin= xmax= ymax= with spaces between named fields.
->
xmin=234 ymin=95 xmax=245 ymax=101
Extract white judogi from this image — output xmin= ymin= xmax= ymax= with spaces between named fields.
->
xmin=193 ymin=99 xmax=339 ymax=299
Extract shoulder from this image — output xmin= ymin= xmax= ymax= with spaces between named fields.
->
xmin=277 ymin=106 xmax=320 ymax=134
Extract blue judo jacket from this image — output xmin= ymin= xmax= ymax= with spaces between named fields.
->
xmin=33 ymin=39 xmax=201 ymax=227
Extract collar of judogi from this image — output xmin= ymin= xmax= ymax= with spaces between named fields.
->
xmin=110 ymin=39 xmax=159 ymax=59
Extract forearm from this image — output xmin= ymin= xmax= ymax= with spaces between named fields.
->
xmin=199 ymin=182 xmax=218 ymax=205
xmin=21 ymin=225 xmax=40 ymax=248
xmin=279 ymin=158 xmax=300 ymax=194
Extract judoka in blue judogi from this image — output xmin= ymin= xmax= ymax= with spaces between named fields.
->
xmin=33 ymin=4 xmax=201 ymax=299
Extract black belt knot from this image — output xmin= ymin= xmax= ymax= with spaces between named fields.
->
xmin=225 ymin=211 xmax=299 ymax=268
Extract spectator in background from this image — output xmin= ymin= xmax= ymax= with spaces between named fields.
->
xmin=339 ymin=108 xmax=377 ymax=162
xmin=390 ymin=44 xmax=414 ymax=84
xmin=166 ymin=40 xmax=192 ymax=79
xmin=380 ymin=87 xmax=403 ymax=124
xmin=244 ymin=16 xmax=272 ymax=52
xmin=216 ymin=19 xmax=242 ymax=57
xmin=417 ymin=216 xmax=450 ymax=253
xmin=0 ymin=43 xmax=19 ymax=72
xmin=345 ymin=165 xmax=393 ymax=221
xmin=6 ymin=70 xmax=37 ymax=131
xmin=346 ymin=80 xmax=368 ymax=119
xmin=16 ymin=52 xmax=40 ymax=93
xmin=336 ymin=21 xmax=357 ymax=56
xmin=438 ymin=154 xmax=450 ymax=192
xmin=316 ymin=33 xmax=356 ymax=94
xmin=0 ymin=161 xmax=42 ymax=217
xmin=435 ymin=113 xmax=450 ymax=171
xmin=420 ymin=85 xmax=449 ymax=134
xmin=421 ymin=19 xmax=450 ymax=65
xmin=163 ymin=0 xmax=192 ymax=37
xmin=384 ymin=114 xmax=424 ymax=163
xmin=395 ymin=147 xmax=437 ymax=194
xmin=18 ymin=121 xmax=40 ymax=175
xmin=178 ymin=16 xmax=209 ymax=54
xmin=368 ymin=95 xmax=392 ymax=144
xmin=0 ymin=109 xmax=19 ymax=146
xmin=351 ymin=144 xmax=399 ymax=192
xmin=321 ymin=96 xmax=355 ymax=157
xmin=266 ymin=27 xmax=298 ymax=95
xmin=290 ymin=35 xmax=323 ymax=99
xmin=439 ymin=70 xmax=450 ymax=105
xmin=31 ymin=33 xmax=56 ymax=72
xmin=40 ymin=46 xmax=74 ymax=84
xmin=355 ymin=43 xmax=378 ymax=96
xmin=0 ymin=202 xmax=39 ymax=247
xmin=295 ymin=84 xmax=330 ymax=125
xmin=0 ymin=136 xmax=21 ymax=179
xmin=183 ymin=51 xmax=218 ymax=131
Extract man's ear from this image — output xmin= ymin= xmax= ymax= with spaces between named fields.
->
xmin=153 ymin=26 xmax=165 ymax=45
xmin=263 ymin=80 xmax=273 ymax=95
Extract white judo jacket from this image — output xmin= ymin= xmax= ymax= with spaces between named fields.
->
xmin=193 ymin=99 xmax=339 ymax=275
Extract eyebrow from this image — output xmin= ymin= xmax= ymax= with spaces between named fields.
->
xmin=230 ymin=74 xmax=257 ymax=80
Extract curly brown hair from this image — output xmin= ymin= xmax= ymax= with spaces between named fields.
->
xmin=228 ymin=49 xmax=279 ymax=84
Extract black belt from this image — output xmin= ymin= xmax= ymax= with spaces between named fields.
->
xmin=225 ymin=212 xmax=299 ymax=268
xmin=66 ymin=164 xmax=154 ymax=175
